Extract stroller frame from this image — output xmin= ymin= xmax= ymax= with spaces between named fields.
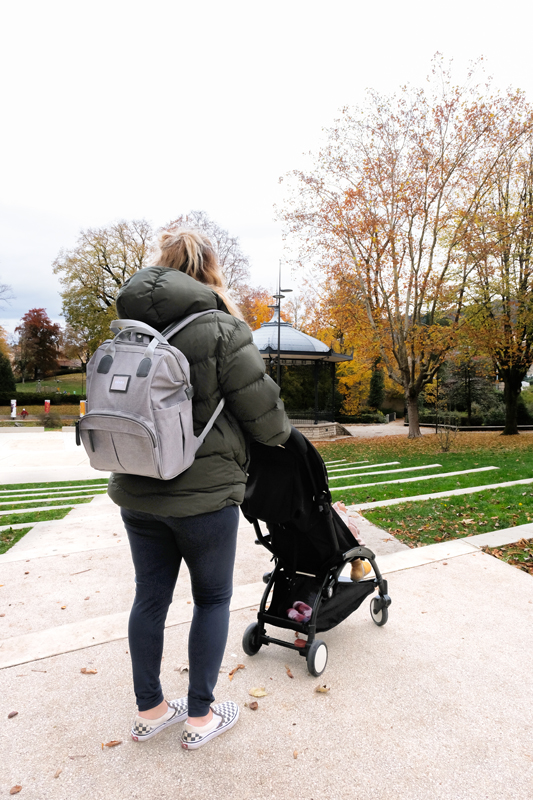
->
xmin=244 ymin=502 xmax=391 ymax=675
xmin=241 ymin=427 xmax=391 ymax=676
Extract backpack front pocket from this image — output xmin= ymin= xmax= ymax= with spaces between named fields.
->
xmin=79 ymin=414 xmax=159 ymax=477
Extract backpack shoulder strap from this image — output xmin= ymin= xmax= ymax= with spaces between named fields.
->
xmin=162 ymin=309 xmax=227 ymax=340
xmin=162 ymin=310 xmax=228 ymax=444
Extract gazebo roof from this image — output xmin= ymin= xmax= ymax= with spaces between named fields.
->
xmin=252 ymin=309 xmax=352 ymax=363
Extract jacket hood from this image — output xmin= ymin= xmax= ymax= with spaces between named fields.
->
xmin=115 ymin=266 xmax=228 ymax=330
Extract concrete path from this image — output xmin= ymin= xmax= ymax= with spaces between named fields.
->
xmin=1 ymin=432 xmax=533 ymax=799
xmin=344 ymin=418 xmax=435 ymax=438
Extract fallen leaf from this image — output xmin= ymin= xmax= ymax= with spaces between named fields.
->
xmin=61 ymin=606 xmax=66 ymax=610
xmin=80 ymin=668 xmax=97 ymax=674
xmin=84 ymin=597 xmax=90 ymax=600
xmin=104 ymin=740 xmax=122 ymax=748
xmin=70 ymin=569 xmax=91 ymax=576
xmin=442 ymin=562 xmax=448 ymax=566
xmin=315 ymin=685 xmax=330 ymax=693
xmin=186 ymin=601 xmax=191 ymax=604
xmin=245 ymin=701 xmax=258 ymax=710
xmin=174 ymin=663 xmax=189 ymax=673
xmin=24 ymin=571 xmax=29 ymax=575
xmin=285 ymin=665 xmax=294 ymax=679
xmin=9 ymin=786 xmax=22 ymax=795
xmin=293 ymin=750 xmax=298 ymax=759
xmin=228 ymin=664 xmax=245 ymax=681
xmin=54 ymin=769 xmax=62 ymax=779
xmin=68 ymin=755 xmax=86 ymax=760
xmin=31 ymin=669 xmax=47 ymax=673
xmin=8 ymin=711 xmax=18 ymax=718
xmin=249 ymin=687 xmax=267 ymax=697
xmin=0 ymin=613 xmax=5 ymax=617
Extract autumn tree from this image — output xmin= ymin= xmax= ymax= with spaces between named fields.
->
xmin=53 ymin=219 xmax=154 ymax=341
xmin=465 ymin=141 xmax=533 ymax=434
xmin=281 ymin=58 xmax=531 ymax=437
xmin=0 ymin=325 xmax=11 ymax=358
xmin=238 ymin=285 xmax=275 ymax=329
xmin=165 ymin=211 xmax=251 ymax=297
xmin=14 ymin=308 xmax=61 ymax=380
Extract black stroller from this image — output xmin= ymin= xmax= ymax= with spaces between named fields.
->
xmin=240 ymin=427 xmax=391 ymax=676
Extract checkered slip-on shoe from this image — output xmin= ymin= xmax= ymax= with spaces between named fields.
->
xmin=131 ymin=697 xmax=188 ymax=742
xmin=181 ymin=701 xmax=239 ymax=750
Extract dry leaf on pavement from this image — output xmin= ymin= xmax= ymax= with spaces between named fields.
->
xmin=285 ymin=665 xmax=294 ymax=679
xmin=9 ymin=786 xmax=22 ymax=795
xmin=104 ymin=740 xmax=122 ymax=748
xmin=249 ymin=687 xmax=267 ymax=697
xmin=174 ymin=663 xmax=189 ymax=673
xmin=293 ymin=750 xmax=298 ymax=759
xmin=80 ymin=668 xmax=97 ymax=674
xmin=54 ymin=769 xmax=62 ymax=778
xmin=8 ymin=711 xmax=18 ymax=718
xmin=315 ymin=685 xmax=330 ymax=693
xmin=228 ymin=664 xmax=245 ymax=681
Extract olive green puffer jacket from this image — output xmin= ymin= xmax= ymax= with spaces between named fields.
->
xmin=107 ymin=266 xmax=291 ymax=517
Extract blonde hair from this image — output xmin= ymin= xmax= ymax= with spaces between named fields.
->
xmin=156 ymin=229 xmax=242 ymax=319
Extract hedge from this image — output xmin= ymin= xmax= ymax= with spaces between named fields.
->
xmin=0 ymin=392 xmax=86 ymax=406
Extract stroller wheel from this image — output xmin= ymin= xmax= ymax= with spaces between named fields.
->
xmin=306 ymin=640 xmax=328 ymax=677
xmin=242 ymin=622 xmax=262 ymax=656
xmin=370 ymin=597 xmax=389 ymax=626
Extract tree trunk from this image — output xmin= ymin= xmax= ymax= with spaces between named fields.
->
xmin=502 ymin=371 xmax=523 ymax=436
xmin=406 ymin=393 xmax=422 ymax=438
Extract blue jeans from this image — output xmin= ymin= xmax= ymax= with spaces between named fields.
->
xmin=121 ymin=505 xmax=239 ymax=717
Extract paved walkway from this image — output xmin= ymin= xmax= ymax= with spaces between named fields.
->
xmin=1 ymin=432 xmax=533 ymax=799
xmin=344 ymin=418 xmax=435 ymax=438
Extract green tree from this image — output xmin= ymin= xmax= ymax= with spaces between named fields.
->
xmin=0 ymin=352 xmax=16 ymax=393
xmin=368 ymin=360 xmax=385 ymax=410
xmin=53 ymin=220 xmax=154 ymax=334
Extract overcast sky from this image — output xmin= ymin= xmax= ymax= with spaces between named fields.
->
xmin=1 ymin=0 xmax=533 ymax=334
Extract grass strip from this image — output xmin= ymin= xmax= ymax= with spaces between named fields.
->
xmin=0 ymin=490 xmax=107 ymax=504
xmin=1 ymin=496 xmax=96 ymax=512
xmin=482 ymin=538 xmax=533 ymax=576
xmin=363 ymin=485 xmax=533 ymax=547
xmin=0 ymin=508 xmax=74 ymax=526
xmin=0 ymin=527 xmax=33 ymax=555
xmin=0 ymin=479 xmax=108 ymax=492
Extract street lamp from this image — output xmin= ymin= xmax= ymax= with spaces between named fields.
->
xmin=269 ymin=263 xmax=292 ymax=387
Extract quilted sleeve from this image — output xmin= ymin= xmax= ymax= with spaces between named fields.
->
xmin=217 ymin=318 xmax=291 ymax=446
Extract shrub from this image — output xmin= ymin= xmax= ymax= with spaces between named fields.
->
xmin=0 ymin=392 xmax=86 ymax=406
xmin=37 ymin=412 xmax=63 ymax=429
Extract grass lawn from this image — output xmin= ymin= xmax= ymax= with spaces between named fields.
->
xmin=482 ymin=538 xmax=533 ymax=576
xmin=0 ymin=478 xmax=110 ymax=551
xmin=0 ymin=489 xmax=107 ymax=502
xmin=316 ymin=431 xmax=533 ymax=546
xmin=0 ymin=404 xmax=81 ymax=416
xmin=0 ymin=508 xmax=74 ymax=526
xmin=15 ymin=373 xmax=85 ymax=394
xmin=364 ymin=486 xmax=533 ymax=546
xmin=1 ymin=496 xmax=97 ymax=512
xmin=0 ymin=527 xmax=33 ymax=555
xmin=0 ymin=479 xmax=108 ymax=492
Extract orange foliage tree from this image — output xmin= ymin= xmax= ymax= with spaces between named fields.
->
xmin=280 ymin=58 xmax=531 ymax=437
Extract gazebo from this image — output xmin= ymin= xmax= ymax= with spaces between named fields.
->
xmin=252 ymin=309 xmax=353 ymax=423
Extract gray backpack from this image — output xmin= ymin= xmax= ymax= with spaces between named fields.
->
xmin=76 ymin=311 xmax=226 ymax=480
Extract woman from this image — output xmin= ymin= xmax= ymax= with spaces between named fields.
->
xmin=108 ymin=229 xmax=290 ymax=750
